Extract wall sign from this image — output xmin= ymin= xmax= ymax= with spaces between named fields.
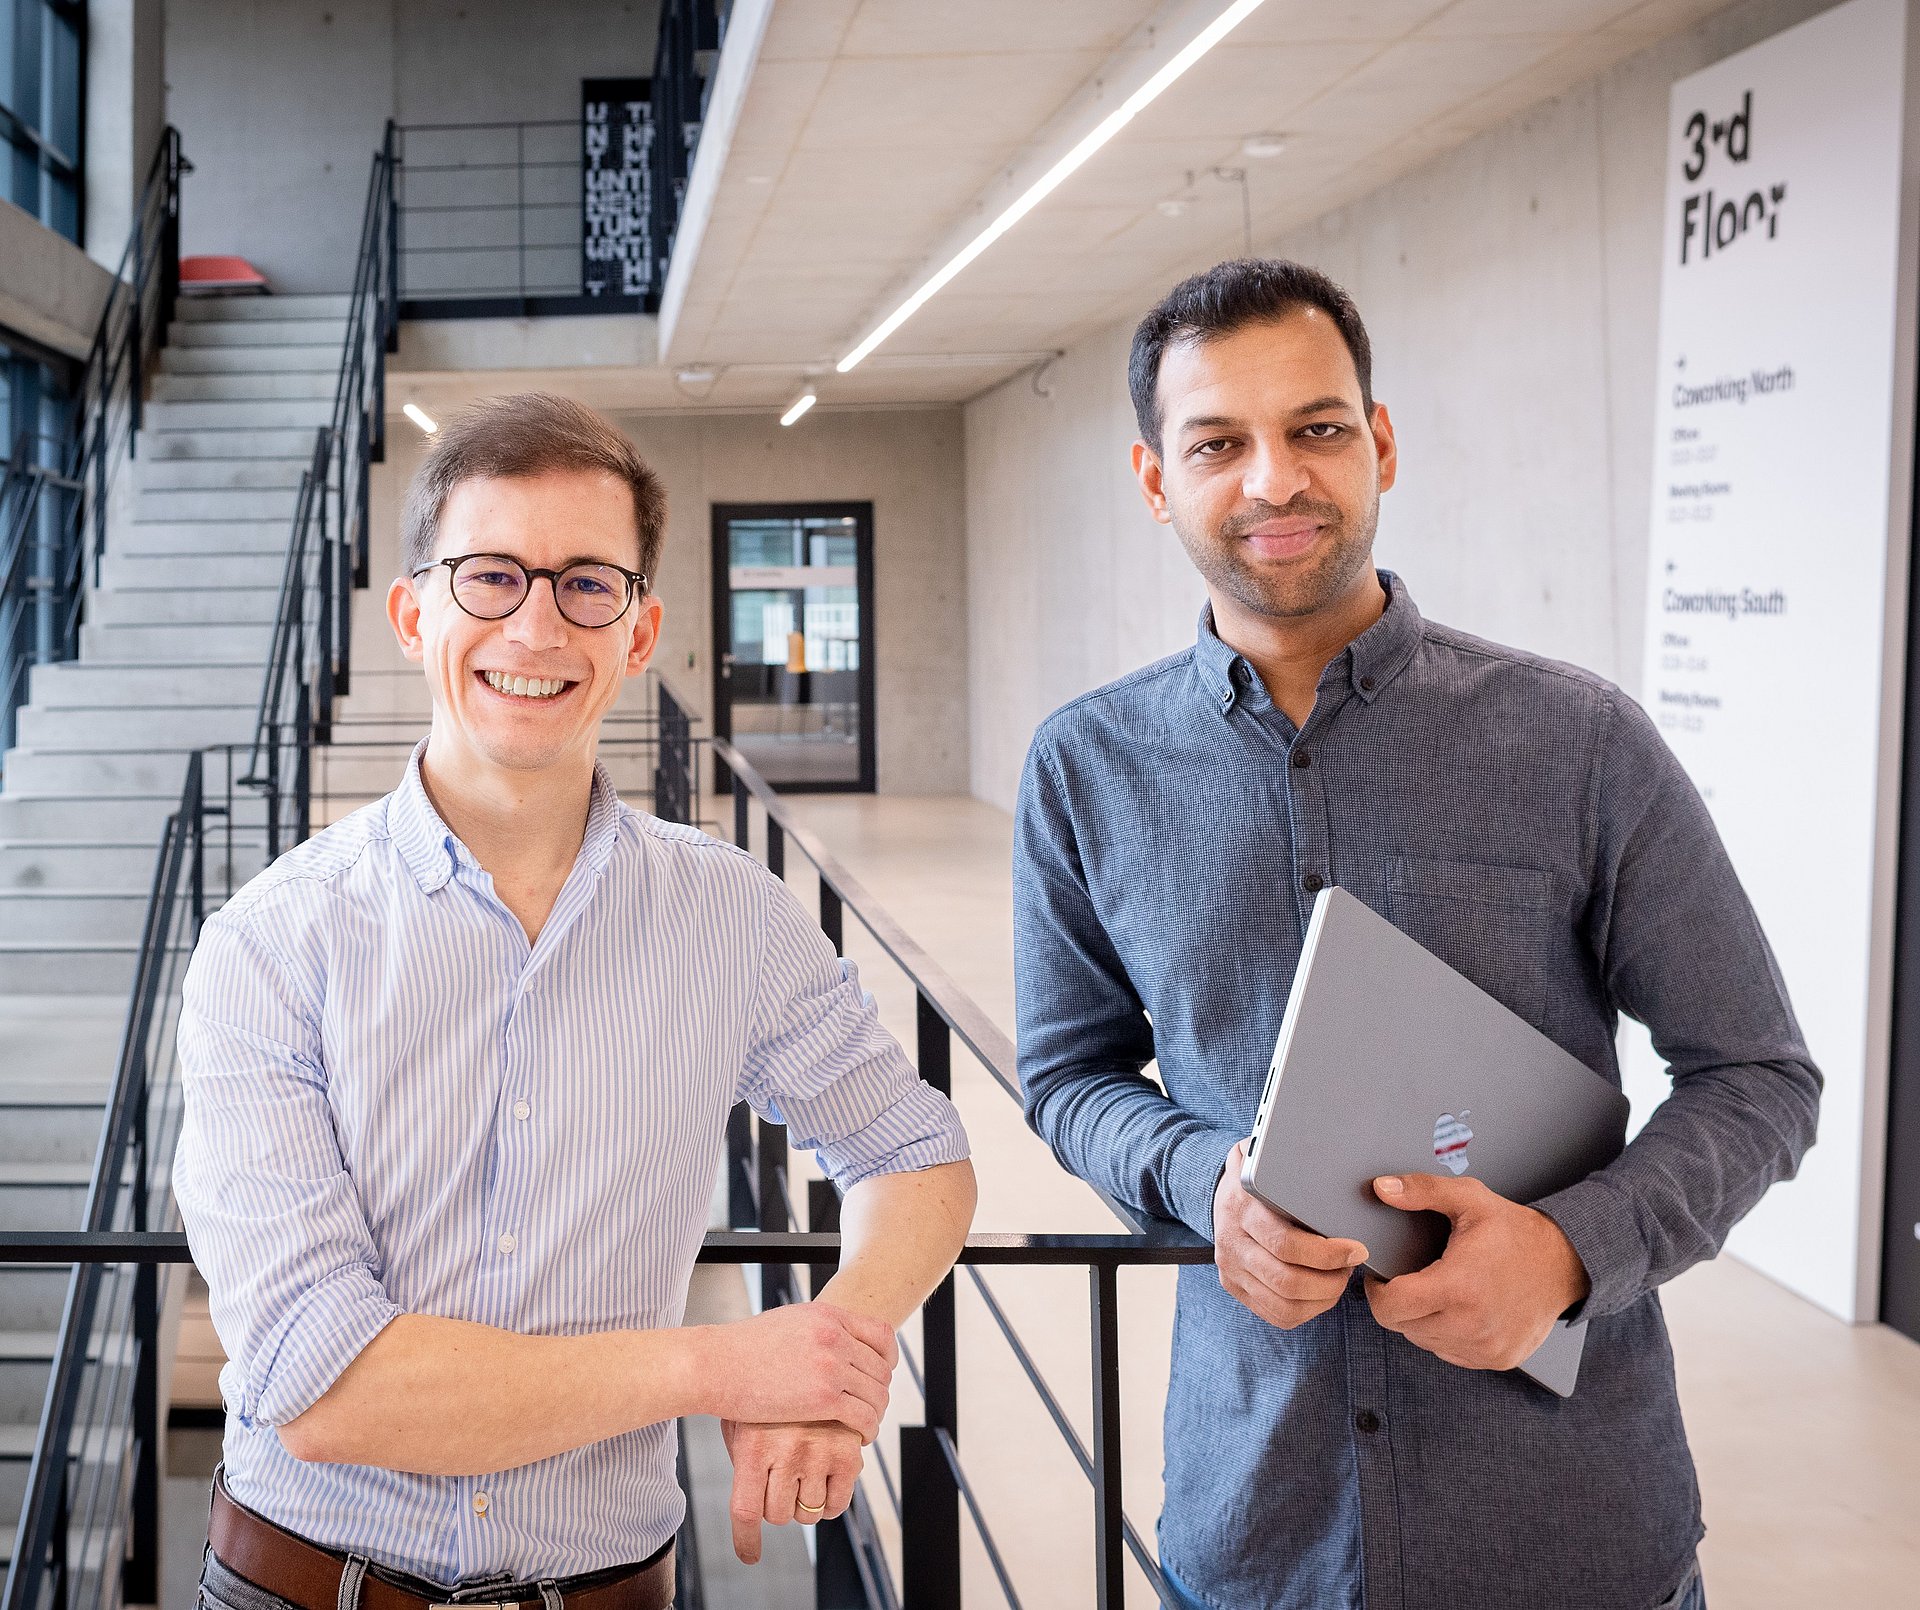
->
xmin=1632 ymin=0 xmax=1908 ymax=1321
xmin=582 ymin=77 xmax=654 ymax=298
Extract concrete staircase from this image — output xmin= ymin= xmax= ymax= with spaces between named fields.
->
xmin=0 ymin=294 xmax=350 ymax=995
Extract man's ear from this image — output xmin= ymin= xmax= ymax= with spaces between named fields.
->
xmin=388 ymin=575 xmax=425 ymax=663
xmin=1131 ymin=440 xmax=1172 ymax=525
xmin=625 ymin=595 xmax=665 ymax=678
xmin=1370 ymin=402 xmax=1398 ymax=495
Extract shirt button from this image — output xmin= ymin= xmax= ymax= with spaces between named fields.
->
xmin=1360 ymin=676 xmax=1377 ymax=692
xmin=1303 ymin=874 xmax=1325 ymax=893
xmin=1355 ymin=1410 xmax=1381 ymax=1435
xmin=512 ymin=1099 xmax=531 ymax=1121
xmin=472 ymin=1491 xmax=490 ymax=1516
xmin=497 ymin=1233 xmax=517 ymax=1255
xmin=1292 ymin=748 xmax=1311 ymax=769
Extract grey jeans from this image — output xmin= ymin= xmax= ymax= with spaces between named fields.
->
xmin=1156 ymin=1556 xmax=1708 ymax=1610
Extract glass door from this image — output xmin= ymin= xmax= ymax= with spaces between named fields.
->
xmin=711 ymin=502 xmax=875 ymax=792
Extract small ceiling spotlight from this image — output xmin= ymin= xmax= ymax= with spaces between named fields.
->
xmin=780 ymin=392 xmax=817 ymax=427
xmin=675 ymin=366 xmax=717 ymax=386
xmin=1157 ymin=198 xmax=1189 ymax=217
xmin=403 ymin=403 xmax=438 ymax=435
xmin=1242 ymin=132 xmax=1288 ymax=158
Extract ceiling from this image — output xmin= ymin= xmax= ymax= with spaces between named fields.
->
xmin=403 ymin=0 xmax=1736 ymax=417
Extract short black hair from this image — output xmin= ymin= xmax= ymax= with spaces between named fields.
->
xmin=1128 ymin=258 xmax=1374 ymax=448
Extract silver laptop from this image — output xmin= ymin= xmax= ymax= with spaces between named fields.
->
xmin=1242 ymin=885 xmax=1629 ymax=1396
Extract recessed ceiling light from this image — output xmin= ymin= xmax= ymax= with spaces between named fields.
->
xmin=675 ymin=366 xmax=717 ymax=386
xmin=836 ymin=0 xmax=1268 ymax=373
xmin=1157 ymin=198 xmax=1188 ymax=217
xmin=1241 ymin=133 xmax=1288 ymax=158
xmin=403 ymin=403 xmax=438 ymax=435
xmin=780 ymin=392 xmax=817 ymax=427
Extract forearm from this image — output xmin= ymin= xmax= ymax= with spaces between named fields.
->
xmin=279 ymin=1313 xmax=703 ymax=1474
xmin=1028 ymin=1067 xmax=1239 ymax=1237
xmin=1534 ymin=1055 xmax=1820 ymax=1316
xmin=816 ymin=1160 xmax=976 ymax=1327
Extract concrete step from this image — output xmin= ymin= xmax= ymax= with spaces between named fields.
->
xmin=114 ymin=520 xmax=289 ymax=557
xmin=14 ymin=704 xmax=256 ymax=750
xmin=144 ymin=399 xmax=332 ymax=431
xmin=102 ymin=551 xmax=286 ymax=590
xmin=0 ymin=1087 xmax=109 ymax=1163
xmin=0 ymin=942 xmax=137 ymax=995
xmin=136 ymin=458 xmax=306 ymax=492
xmin=133 ymin=487 xmax=300 ymax=523
xmin=0 ymin=1330 xmax=135 ymax=1421
xmin=144 ymin=427 xmax=324 ymax=460
xmin=79 ymin=622 xmax=274 ymax=662
xmin=0 ymin=1161 xmax=91 ymax=1230
xmin=0 ymin=792 xmax=269 ymax=839
xmin=0 ymin=745 xmax=238 ymax=798
xmin=0 ymin=890 xmax=157 ymax=943
xmin=30 ymin=661 xmax=270 ymax=708
xmin=175 ymin=293 xmax=352 ymax=322
xmin=0 ymin=839 xmax=269 ymax=892
xmin=169 ymin=318 xmax=347 ymax=349
xmin=86 ymin=585 xmax=281 ymax=625
xmin=161 ymin=345 xmax=338 ymax=376
xmin=150 ymin=371 xmax=337 ymax=403
xmin=0 ymin=1264 xmax=78 ymax=1331
xmin=0 ymin=1418 xmax=132 ymax=1521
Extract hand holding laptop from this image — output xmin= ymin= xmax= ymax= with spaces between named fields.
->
xmin=1213 ymin=1140 xmax=1369 ymax=1331
xmin=1362 ymin=1171 xmax=1592 ymax=1372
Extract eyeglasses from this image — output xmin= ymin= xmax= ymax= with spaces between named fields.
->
xmin=412 ymin=553 xmax=648 ymax=630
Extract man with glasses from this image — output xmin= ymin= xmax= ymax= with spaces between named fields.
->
xmin=175 ymin=392 xmax=975 ymax=1610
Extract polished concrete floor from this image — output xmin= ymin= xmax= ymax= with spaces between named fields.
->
xmin=779 ymin=791 xmax=1920 ymax=1610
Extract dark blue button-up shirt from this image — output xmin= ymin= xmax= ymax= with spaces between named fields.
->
xmin=1013 ymin=574 xmax=1819 ymax=1610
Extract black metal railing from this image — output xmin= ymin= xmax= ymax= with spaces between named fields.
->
xmin=0 ymin=126 xmax=186 ymax=767
xmin=0 ymin=740 xmax=271 ymax=1610
xmin=2 ymin=679 xmax=1202 ymax=1609
xmin=668 ymin=678 xmax=1211 ymax=1608
xmin=244 ymin=121 xmax=398 ymax=852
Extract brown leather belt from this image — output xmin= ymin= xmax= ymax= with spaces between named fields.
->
xmin=209 ymin=1474 xmax=674 ymax=1610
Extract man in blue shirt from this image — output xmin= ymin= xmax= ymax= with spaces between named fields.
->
xmin=176 ymin=393 xmax=975 ymax=1610
xmin=1013 ymin=261 xmax=1818 ymax=1610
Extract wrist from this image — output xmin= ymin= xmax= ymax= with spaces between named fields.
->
xmin=1538 ymin=1214 xmax=1591 ymax=1313
xmin=660 ymin=1325 xmax=715 ymax=1420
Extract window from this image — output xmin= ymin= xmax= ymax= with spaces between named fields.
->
xmin=1 ymin=0 xmax=84 ymax=244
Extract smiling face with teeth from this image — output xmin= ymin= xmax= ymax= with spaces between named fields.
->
xmin=387 ymin=467 xmax=664 ymax=787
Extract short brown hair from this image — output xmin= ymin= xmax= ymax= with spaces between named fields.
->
xmin=399 ymin=393 xmax=666 ymax=582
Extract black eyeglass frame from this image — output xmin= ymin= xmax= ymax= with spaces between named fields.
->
xmin=411 ymin=552 xmax=651 ymax=629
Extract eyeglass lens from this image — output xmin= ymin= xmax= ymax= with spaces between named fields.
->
xmin=449 ymin=555 xmax=632 ymax=628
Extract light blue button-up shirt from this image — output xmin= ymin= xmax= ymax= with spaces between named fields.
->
xmin=174 ymin=742 xmax=968 ymax=1585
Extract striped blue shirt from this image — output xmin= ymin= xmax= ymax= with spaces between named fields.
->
xmin=173 ymin=741 xmax=969 ymax=1585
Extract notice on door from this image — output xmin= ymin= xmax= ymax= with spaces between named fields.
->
xmin=1632 ymin=0 xmax=1908 ymax=1321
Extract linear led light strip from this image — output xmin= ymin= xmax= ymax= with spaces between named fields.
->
xmin=835 ymin=0 xmax=1268 ymax=375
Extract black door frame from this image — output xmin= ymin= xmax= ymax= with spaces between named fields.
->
xmin=709 ymin=500 xmax=878 ymax=795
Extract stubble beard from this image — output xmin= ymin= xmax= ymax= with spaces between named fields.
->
xmin=1170 ymin=491 xmax=1380 ymax=622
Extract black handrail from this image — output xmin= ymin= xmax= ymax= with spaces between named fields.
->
xmin=243 ymin=121 xmax=397 ymax=849
xmin=686 ymin=687 xmax=1208 ymax=1610
xmin=0 ymin=126 xmax=186 ymax=769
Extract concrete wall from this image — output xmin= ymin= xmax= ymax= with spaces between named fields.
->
xmin=0 ymin=198 xmax=114 ymax=361
xmin=963 ymin=0 xmax=1847 ymax=812
xmin=85 ymin=0 xmax=167 ymax=267
xmin=350 ymin=404 xmax=969 ymax=796
xmin=164 ymin=0 xmax=659 ymax=293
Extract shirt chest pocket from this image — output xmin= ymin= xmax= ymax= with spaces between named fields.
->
xmin=1384 ymin=853 xmax=1556 ymax=1030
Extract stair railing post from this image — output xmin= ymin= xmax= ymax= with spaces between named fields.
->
xmin=1090 ymin=1262 xmax=1125 ymax=1610
xmin=901 ymin=989 xmax=960 ymax=1610
xmin=755 ymin=1116 xmax=792 ymax=1309
xmin=125 ymin=1255 xmax=160 ymax=1606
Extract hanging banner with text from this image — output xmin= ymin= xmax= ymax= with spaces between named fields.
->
xmin=582 ymin=77 xmax=654 ymax=299
xmin=1633 ymin=0 xmax=1907 ymax=1321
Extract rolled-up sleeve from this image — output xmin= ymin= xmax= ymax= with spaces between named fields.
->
xmin=736 ymin=869 xmax=969 ymax=1190
xmin=1532 ymin=694 xmax=1822 ymax=1317
xmin=173 ymin=907 xmax=403 ymax=1428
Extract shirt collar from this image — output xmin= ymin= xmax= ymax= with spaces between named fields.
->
xmin=1195 ymin=569 xmax=1423 ymax=714
xmin=389 ymin=738 xmax=624 ymax=894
